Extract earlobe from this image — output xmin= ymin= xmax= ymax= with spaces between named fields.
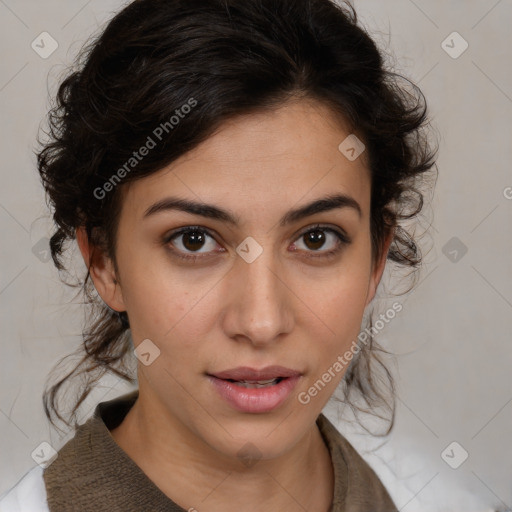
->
xmin=75 ymin=227 xmax=126 ymax=312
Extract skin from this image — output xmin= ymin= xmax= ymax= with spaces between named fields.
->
xmin=77 ymin=98 xmax=393 ymax=512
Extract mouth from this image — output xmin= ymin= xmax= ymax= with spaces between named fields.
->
xmin=224 ymin=377 xmax=285 ymax=389
xmin=207 ymin=366 xmax=302 ymax=413
xmin=209 ymin=365 xmax=302 ymax=381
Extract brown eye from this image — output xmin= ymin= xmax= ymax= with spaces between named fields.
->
xmin=181 ymin=230 xmax=207 ymax=251
xmin=292 ymin=224 xmax=350 ymax=258
xmin=303 ymin=229 xmax=328 ymax=251
xmin=165 ymin=226 xmax=222 ymax=261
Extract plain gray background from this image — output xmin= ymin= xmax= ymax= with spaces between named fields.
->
xmin=0 ymin=1 xmax=511 ymax=510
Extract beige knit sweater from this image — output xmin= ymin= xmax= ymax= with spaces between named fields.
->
xmin=43 ymin=391 xmax=397 ymax=511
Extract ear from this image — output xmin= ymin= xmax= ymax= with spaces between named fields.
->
xmin=365 ymin=228 xmax=394 ymax=307
xmin=76 ymin=227 xmax=126 ymax=312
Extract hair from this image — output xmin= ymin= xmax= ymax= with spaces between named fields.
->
xmin=38 ymin=0 xmax=438 ymax=435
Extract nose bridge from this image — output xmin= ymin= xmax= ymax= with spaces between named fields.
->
xmin=227 ymin=243 xmax=292 ymax=345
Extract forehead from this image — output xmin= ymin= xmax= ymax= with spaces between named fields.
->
xmin=120 ymin=99 xmax=371 ymax=223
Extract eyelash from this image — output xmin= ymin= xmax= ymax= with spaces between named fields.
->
xmin=163 ymin=224 xmax=351 ymax=262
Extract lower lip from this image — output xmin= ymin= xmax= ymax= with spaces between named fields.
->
xmin=208 ymin=375 xmax=300 ymax=413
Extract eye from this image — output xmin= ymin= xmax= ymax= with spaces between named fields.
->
xmin=291 ymin=224 xmax=350 ymax=258
xmin=164 ymin=226 xmax=223 ymax=261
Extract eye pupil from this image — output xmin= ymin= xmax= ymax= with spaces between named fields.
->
xmin=304 ymin=230 xmax=326 ymax=250
xmin=183 ymin=231 xmax=205 ymax=251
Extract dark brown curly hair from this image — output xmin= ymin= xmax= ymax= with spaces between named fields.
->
xmin=37 ymin=0 xmax=438 ymax=435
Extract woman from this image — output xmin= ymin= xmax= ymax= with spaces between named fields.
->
xmin=0 ymin=0 xmax=437 ymax=510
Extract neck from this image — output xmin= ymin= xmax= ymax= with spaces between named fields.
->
xmin=110 ymin=390 xmax=334 ymax=512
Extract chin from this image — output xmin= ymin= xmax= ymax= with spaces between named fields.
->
xmin=199 ymin=410 xmax=311 ymax=463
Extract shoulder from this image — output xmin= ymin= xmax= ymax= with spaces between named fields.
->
xmin=0 ymin=465 xmax=49 ymax=512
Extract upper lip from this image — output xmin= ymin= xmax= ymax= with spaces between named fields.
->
xmin=209 ymin=366 xmax=302 ymax=381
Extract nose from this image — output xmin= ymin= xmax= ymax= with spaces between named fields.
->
xmin=221 ymin=246 xmax=294 ymax=347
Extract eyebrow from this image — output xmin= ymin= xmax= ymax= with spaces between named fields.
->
xmin=143 ymin=193 xmax=362 ymax=227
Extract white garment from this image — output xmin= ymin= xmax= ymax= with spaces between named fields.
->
xmin=0 ymin=465 xmax=49 ymax=512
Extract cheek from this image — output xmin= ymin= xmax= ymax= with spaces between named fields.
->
xmin=302 ymin=273 xmax=371 ymax=400
xmin=118 ymin=250 xmax=218 ymax=349
xmin=125 ymin=278 xmax=199 ymax=342
xmin=313 ymin=284 xmax=368 ymax=362
xmin=310 ymin=248 xmax=373 ymax=354
xmin=322 ymin=241 xmax=372 ymax=303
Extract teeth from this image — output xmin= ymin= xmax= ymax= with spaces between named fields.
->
xmin=234 ymin=378 xmax=280 ymax=388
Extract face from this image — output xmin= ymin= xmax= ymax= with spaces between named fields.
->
xmin=83 ymin=98 xmax=390 ymax=463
